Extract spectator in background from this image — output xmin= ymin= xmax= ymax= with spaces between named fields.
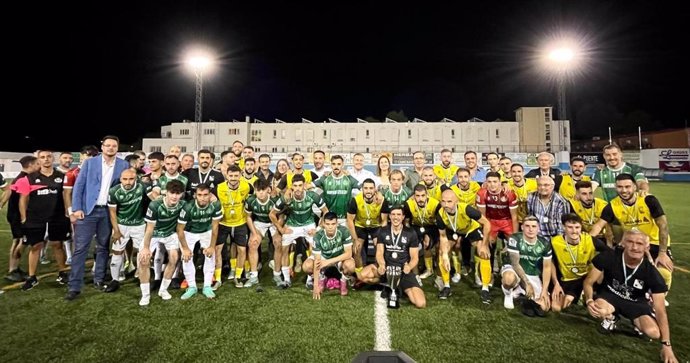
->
xmin=376 ymin=155 xmax=392 ymax=189
xmin=525 ymin=152 xmax=561 ymax=179
xmin=309 ymin=150 xmax=331 ymax=178
xmin=180 ymin=153 xmax=195 ymax=172
xmin=168 ymin=145 xmax=182 ymax=158
xmin=405 ymin=151 xmax=426 ymax=190
xmin=464 ymin=151 xmax=487 ymax=183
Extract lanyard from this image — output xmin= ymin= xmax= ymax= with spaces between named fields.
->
xmin=622 ymin=253 xmax=642 ymax=287
xmin=363 ymin=200 xmax=372 ymax=220
xmin=565 ymin=240 xmax=579 ymax=265
xmin=198 ymin=169 xmax=211 ymax=185
xmin=621 ymin=198 xmax=639 ymax=224
xmin=415 ymin=201 xmax=427 ymax=225
xmin=390 ymin=227 xmax=403 ymax=249
xmin=447 ymin=207 xmax=458 ymax=232
xmin=538 ymin=196 xmax=554 ymax=220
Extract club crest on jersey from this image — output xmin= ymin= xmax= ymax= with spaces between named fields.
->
xmin=55 ymin=177 xmax=63 ymax=183
xmin=633 ymin=279 xmax=644 ymax=289
xmin=500 ymin=196 xmax=507 ymax=202
xmin=385 ymin=235 xmax=390 ymax=240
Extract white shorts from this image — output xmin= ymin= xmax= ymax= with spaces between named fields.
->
xmin=152 ymin=234 xmax=180 ymax=251
xmin=255 ymin=221 xmax=277 ymax=237
xmin=337 ymin=218 xmax=347 ymax=227
xmin=112 ymin=224 xmax=146 ymax=252
xmin=500 ymin=265 xmax=543 ymax=297
xmin=184 ymin=230 xmax=212 ymax=249
xmin=282 ymin=223 xmax=316 ymax=247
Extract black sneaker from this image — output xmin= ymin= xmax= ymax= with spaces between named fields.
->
xmin=151 ymin=279 xmax=162 ymax=291
xmin=18 ymin=268 xmax=29 ymax=281
xmin=480 ymin=289 xmax=492 ymax=304
xmin=598 ymin=317 xmax=617 ymax=334
xmin=438 ymin=287 xmax=452 ymax=300
xmin=22 ymin=276 xmax=39 ymax=291
xmin=521 ymin=300 xmax=536 ymax=317
xmin=4 ymin=269 xmax=24 ymax=282
xmin=64 ymin=290 xmax=80 ymax=301
xmin=104 ymin=280 xmax=120 ymax=293
xmin=56 ymin=271 xmax=69 ymax=285
xmin=169 ymin=278 xmax=181 ymax=290
xmin=93 ymin=281 xmax=106 ymax=290
xmin=381 ymin=287 xmax=391 ymax=299
xmin=534 ymin=304 xmax=546 ymax=317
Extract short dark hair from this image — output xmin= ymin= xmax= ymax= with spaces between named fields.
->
xmin=148 ymin=151 xmax=165 ymax=161
xmin=464 ymin=150 xmax=477 ymax=158
xmin=243 ymin=146 xmax=254 ymax=152
xmin=80 ymin=145 xmax=99 ymax=157
xmin=331 ymin=154 xmax=344 ymax=163
xmin=195 ymin=183 xmax=211 ymax=193
xmin=313 ymin=150 xmax=325 ymax=157
xmin=60 ymin=151 xmax=72 ymax=157
xmin=615 ymin=173 xmax=636 ymax=183
xmin=254 ymin=178 xmax=271 ymax=191
xmin=486 ymin=152 xmax=499 ymax=159
xmin=227 ymin=165 xmax=241 ymax=174
xmin=292 ymin=174 xmax=305 ymax=184
xmin=456 ymin=167 xmax=471 ymax=176
xmin=413 ymin=184 xmax=427 ymax=193
xmin=125 ymin=154 xmax=139 ymax=163
xmin=561 ymin=213 xmax=583 ymax=225
xmin=510 ymin=163 xmax=524 ymax=171
xmin=258 ymin=153 xmax=271 ymax=161
xmin=166 ymin=179 xmax=185 ymax=194
xmin=323 ymin=211 xmax=338 ymax=221
xmin=244 ymin=157 xmax=256 ymax=164
xmin=575 ymin=180 xmax=593 ymax=190
xmin=388 ymin=205 xmax=405 ymax=214
xmin=362 ymin=178 xmax=376 ymax=187
xmin=102 ymin=135 xmax=120 ymax=144
xmin=198 ymin=149 xmax=215 ymax=159
xmin=18 ymin=155 xmax=37 ymax=168
xmin=570 ymin=157 xmax=586 ymax=165
xmin=486 ymin=171 xmax=501 ymax=180
xmin=602 ymin=143 xmax=621 ymax=153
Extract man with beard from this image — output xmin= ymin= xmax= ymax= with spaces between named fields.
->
xmin=231 ymin=140 xmax=245 ymax=170
xmin=304 ymin=212 xmax=355 ymax=298
xmin=150 ymin=155 xmax=188 ymax=199
xmin=256 ymin=153 xmax=275 ymax=186
xmin=105 ymin=168 xmax=150 ymax=293
xmin=403 ymin=185 xmax=441 ymax=279
xmin=568 ymin=181 xmax=612 ymax=248
xmin=309 ymin=150 xmax=331 ymax=178
xmin=507 ymin=163 xmax=537 ymax=224
xmin=183 ymin=149 xmax=224 ymax=199
xmin=242 ymin=157 xmax=258 ymax=186
xmin=347 ymin=178 xmax=388 ymax=271
xmin=589 ymin=174 xmax=673 ymax=301
xmin=276 ymin=153 xmax=319 ymax=194
xmin=433 ymin=149 xmax=459 ymax=186
xmin=591 ymin=144 xmax=649 ymax=202
xmin=446 ymin=167 xmax=481 ymax=277
xmin=463 ymin=151 xmax=487 ymax=183
xmin=420 ymin=166 xmax=442 ymax=201
xmin=310 ymin=155 xmax=360 ymax=226
xmin=559 ymin=157 xmax=590 ymax=201
xmin=583 ymin=229 xmax=678 ymax=363
xmin=246 ymin=179 xmax=283 ymax=287
xmin=499 ymin=156 xmax=512 ymax=178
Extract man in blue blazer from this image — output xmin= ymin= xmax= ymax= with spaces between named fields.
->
xmin=66 ymin=135 xmax=130 ymax=300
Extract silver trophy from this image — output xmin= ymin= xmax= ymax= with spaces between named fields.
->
xmin=386 ymin=265 xmax=402 ymax=309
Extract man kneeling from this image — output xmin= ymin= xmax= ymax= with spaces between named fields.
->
xmin=303 ymin=212 xmax=356 ymax=299
xmin=357 ymin=206 xmax=426 ymax=309
xmin=583 ymin=229 xmax=677 ymax=363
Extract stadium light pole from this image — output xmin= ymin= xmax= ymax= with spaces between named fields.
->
xmin=186 ymin=55 xmax=213 ymax=152
xmin=546 ymin=47 xmax=575 ymax=121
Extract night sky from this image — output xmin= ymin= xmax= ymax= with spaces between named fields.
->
xmin=9 ymin=1 xmax=689 ymax=152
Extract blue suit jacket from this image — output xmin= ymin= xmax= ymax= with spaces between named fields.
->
xmin=72 ymin=155 xmax=130 ymax=215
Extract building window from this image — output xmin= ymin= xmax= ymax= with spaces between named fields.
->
xmin=563 ymin=126 xmax=568 ymax=138
xmin=273 ymin=130 xmax=277 ymax=139
xmin=495 ymin=129 xmax=500 ymax=138
xmin=228 ymin=128 xmax=239 ymax=135
xmin=149 ymin=146 xmax=161 ymax=152
xmin=251 ymin=129 xmax=262 ymax=142
xmin=180 ymin=146 xmax=187 ymax=152
xmin=271 ymin=147 xmax=277 ymax=152
xmin=408 ymin=129 xmax=412 ymax=139
xmin=365 ymin=147 xmax=369 ymax=153
xmin=366 ymin=130 xmax=370 ymax=139
xmin=350 ymin=137 xmax=356 ymax=142
xmin=295 ymin=147 xmax=301 ymax=152
xmin=307 ymin=147 xmax=313 ymax=153
xmin=179 ymin=129 xmax=189 ymax=135
xmin=323 ymin=130 xmax=327 ymax=138
xmin=451 ymin=130 xmax=455 ymax=138
xmin=166 ymin=132 xmax=172 ymax=138
xmin=204 ymin=129 xmax=215 ymax=135
xmin=281 ymin=147 xmax=285 ymax=152
xmin=408 ymin=147 xmax=412 ymax=152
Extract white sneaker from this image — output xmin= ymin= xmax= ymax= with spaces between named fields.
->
xmin=434 ymin=276 xmax=444 ymax=292
xmin=474 ymin=272 xmax=482 ymax=288
xmin=118 ymin=271 xmax=126 ymax=282
xmin=158 ymin=290 xmax=172 ymax=300
xmin=451 ymin=273 xmax=462 ymax=283
xmin=503 ymin=295 xmax=514 ymax=309
xmin=419 ymin=270 xmax=433 ymax=279
xmin=228 ymin=269 xmax=235 ymax=280
xmin=268 ymin=260 xmax=275 ymax=270
xmin=139 ymin=295 xmax=150 ymax=306
xmin=665 ymin=299 xmax=670 ymax=307
xmin=416 ymin=275 xmax=423 ymax=287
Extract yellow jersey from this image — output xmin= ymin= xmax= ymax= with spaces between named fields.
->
xmin=551 ymin=233 xmax=596 ymax=281
xmin=217 ymin=179 xmax=253 ymax=227
xmin=243 ymin=174 xmax=258 ymax=188
xmin=420 ymin=181 xmax=443 ymax=202
xmin=433 ymin=164 xmax=459 ymax=185
xmin=607 ymin=195 xmax=668 ymax=246
xmin=436 ymin=203 xmax=481 ymax=235
xmin=507 ymin=178 xmax=538 ymax=222
xmin=450 ymin=182 xmax=481 ymax=207
xmin=569 ymin=198 xmax=607 ymax=234
xmin=559 ymin=174 xmax=591 ymax=201
xmin=348 ymin=194 xmax=385 ymax=228
xmin=404 ymin=197 xmax=440 ymax=227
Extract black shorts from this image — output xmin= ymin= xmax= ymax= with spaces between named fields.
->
xmin=381 ymin=271 xmax=421 ymax=291
xmin=649 ymin=245 xmax=673 ymax=261
xmin=22 ymin=221 xmax=71 ymax=246
xmin=355 ymin=226 xmax=380 ymax=242
xmin=595 ymin=290 xmax=653 ymax=321
xmin=413 ymin=225 xmax=439 ymax=250
xmin=449 ymin=228 xmax=482 ymax=243
xmin=560 ymin=278 xmax=584 ymax=302
xmin=217 ymin=224 xmax=249 ymax=247
xmin=8 ymin=218 xmax=23 ymax=239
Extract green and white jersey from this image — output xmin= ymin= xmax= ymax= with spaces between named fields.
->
xmin=152 ymin=173 xmax=189 ymax=196
xmin=383 ymin=186 xmax=412 ymax=210
xmin=107 ymin=182 xmax=147 ymax=226
xmin=506 ymin=232 xmax=552 ymax=276
xmin=313 ymin=225 xmax=352 ymax=260
xmin=591 ymin=163 xmax=646 ymax=202
xmin=178 ymin=200 xmax=222 ymax=233
xmin=145 ymin=199 xmax=186 ymax=238
xmin=245 ymin=195 xmax=278 ymax=223
xmin=313 ymin=174 xmax=359 ymax=218
xmin=274 ymin=190 xmax=324 ymax=227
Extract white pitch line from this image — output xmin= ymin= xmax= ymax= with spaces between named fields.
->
xmin=374 ymin=291 xmax=392 ymax=351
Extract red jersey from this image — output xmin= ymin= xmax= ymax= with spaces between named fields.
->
xmin=476 ymin=188 xmax=517 ymax=220
xmin=63 ymin=166 xmax=81 ymax=189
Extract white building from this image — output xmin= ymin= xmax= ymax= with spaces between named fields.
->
xmin=142 ymin=107 xmax=569 ymax=155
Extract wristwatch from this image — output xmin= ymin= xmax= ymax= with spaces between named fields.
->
xmin=661 ymin=340 xmax=671 ymax=346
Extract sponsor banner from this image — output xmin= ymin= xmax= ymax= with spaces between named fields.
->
xmin=570 ymin=152 xmax=605 ymax=165
xmin=622 ymin=151 xmax=641 ymax=165
xmin=504 ymin=152 xmax=540 ymax=167
xmin=659 ymin=161 xmax=690 ymax=172
xmin=392 ymin=152 xmax=434 ymax=165
xmin=658 ymin=149 xmax=690 ymax=161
